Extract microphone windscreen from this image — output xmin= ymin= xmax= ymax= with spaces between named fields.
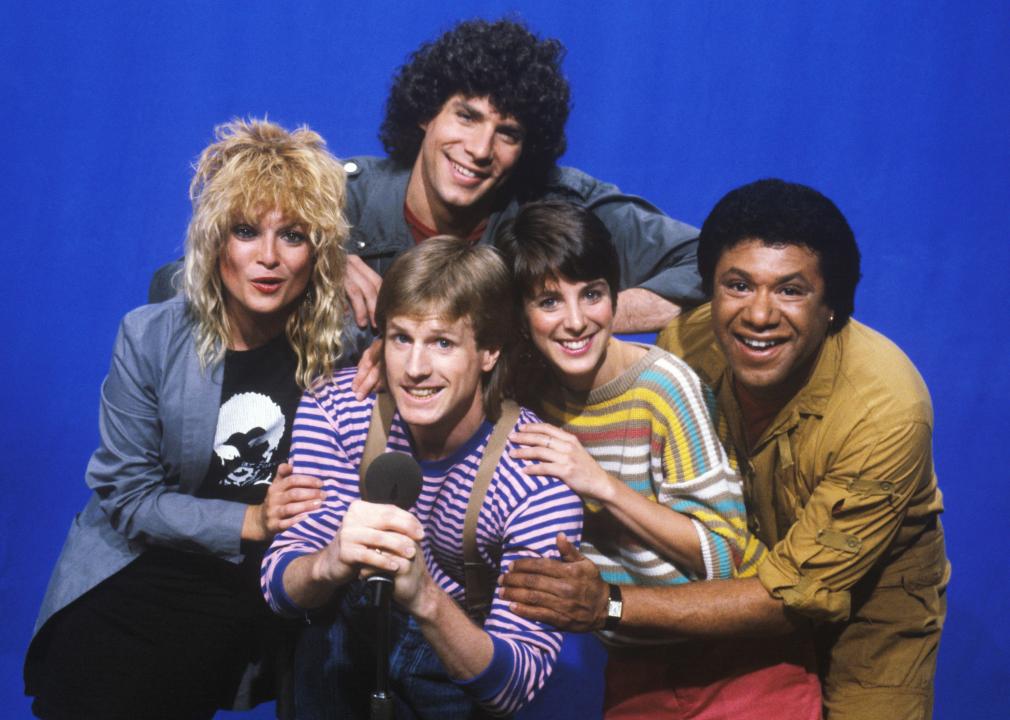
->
xmin=363 ymin=451 xmax=422 ymax=510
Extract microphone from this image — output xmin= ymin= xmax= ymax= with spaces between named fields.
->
xmin=361 ymin=451 xmax=422 ymax=720
xmin=362 ymin=452 xmax=423 ymax=604
xmin=362 ymin=451 xmax=423 ymax=509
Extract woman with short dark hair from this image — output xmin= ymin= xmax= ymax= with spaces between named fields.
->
xmin=497 ymin=200 xmax=822 ymax=719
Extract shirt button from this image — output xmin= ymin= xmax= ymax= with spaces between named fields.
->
xmin=881 ymin=481 xmax=893 ymax=491
xmin=847 ymin=538 xmax=859 ymax=549
xmin=343 ymin=160 xmax=359 ymax=174
xmin=356 ymin=240 xmax=367 ymax=249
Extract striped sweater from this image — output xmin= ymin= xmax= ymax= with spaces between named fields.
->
xmin=261 ymin=368 xmax=583 ymax=716
xmin=540 ymin=346 xmax=765 ymax=641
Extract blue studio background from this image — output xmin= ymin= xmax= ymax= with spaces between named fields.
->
xmin=4 ymin=2 xmax=1008 ymax=717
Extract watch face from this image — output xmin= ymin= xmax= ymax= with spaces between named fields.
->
xmin=607 ymin=599 xmax=623 ymax=619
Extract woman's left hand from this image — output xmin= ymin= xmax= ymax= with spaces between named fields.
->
xmin=243 ymin=463 xmax=325 ymax=541
xmin=351 ymin=338 xmax=385 ymax=400
xmin=509 ymin=423 xmax=615 ymax=502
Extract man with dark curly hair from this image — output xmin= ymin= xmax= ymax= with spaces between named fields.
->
xmin=150 ymin=19 xmax=702 ymax=345
xmin=149 ymin=19 xmax=701 ymax=352
xmin=335 ymin=18 xmax=701 ymax=342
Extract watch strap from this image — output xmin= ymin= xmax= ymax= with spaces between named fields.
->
xmin=604 ymin=583 xmax=623 ymax=631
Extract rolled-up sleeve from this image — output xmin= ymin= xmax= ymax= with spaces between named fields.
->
xmin=757 ymin=420 xmax=932 ymax=622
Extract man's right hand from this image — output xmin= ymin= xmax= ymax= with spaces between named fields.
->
xmin=311 ymin=500 xmax=423 ymax=586
xmin=500 ymin=533 xmax=610 ymax=632
xmin=345 ymin=254 xmax=383 ymax=328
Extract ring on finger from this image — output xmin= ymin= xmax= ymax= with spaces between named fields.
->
xmin=546 ymin=437 xmax=552 ymax=449
xmin=373 ymin=547 xmax=384 ymax=556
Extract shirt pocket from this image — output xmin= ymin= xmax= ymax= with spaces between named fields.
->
xmin=773 ymin=434 xmax=811 ymax=529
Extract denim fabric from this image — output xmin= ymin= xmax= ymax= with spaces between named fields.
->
xmin=295 ymin=582 xmax=488 ymax=720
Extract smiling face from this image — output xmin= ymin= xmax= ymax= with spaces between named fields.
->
xmin=383 ymin=314 xmax=500 ymax=460
xmin=406 ymin=94 xmax=524 ymax=234
xmin=711 ymin=239 xmax=833 ymax=406
xmin=218 ymin=208 xmax=312 ymax=349
xmin=525 ymin=275 xmax=620 ymax=392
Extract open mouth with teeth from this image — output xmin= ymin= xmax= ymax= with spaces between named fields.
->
xmin=557 ymin=336 xmax=592 ymax=354
xmin=405 ymin=387 xmax=441 ymax=399
xmin=450 ymin=159 xmax=486 ymax=181
xmin=736 ymin=335 xmax=786 ymax=350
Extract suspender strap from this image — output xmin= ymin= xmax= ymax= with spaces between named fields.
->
xmin=358 ymin=392 xmax=395 ymax=486
xmin=357 ymin=395 xmax=520 ymax=621
xmin=463 ymin=400 xmax=520 ymax=621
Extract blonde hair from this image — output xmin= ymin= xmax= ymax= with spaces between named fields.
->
xmin=375 ymin=236 xmax=515 ymax=421
xmin=183 ymin=118 xmax=348 ymax=387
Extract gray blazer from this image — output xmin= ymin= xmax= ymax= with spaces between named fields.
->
xmin=35 ymin=296 xmax=248 ymax=633
xmin=33 ymin=296 xmax=272 ymax=705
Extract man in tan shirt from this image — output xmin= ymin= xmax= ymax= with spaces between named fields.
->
xmin=502 ymin=178 xmax=949 ymax=718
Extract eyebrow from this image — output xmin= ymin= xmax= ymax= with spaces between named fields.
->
xmin=532 ymin=277 xmax=608 ymax=294
xmin=387 ymin=318 xmax=461 ymax=335
xmin=722 ymin=267 xmax=811 ymax=285
xmin=455 ymin=98 xmax=524 ymax=136
xmin=455 ymin=98 xmax=484 ymax=121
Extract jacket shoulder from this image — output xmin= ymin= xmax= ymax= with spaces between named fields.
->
xmin=833 ymin=320 xmax=933 ymax=425
xmin=342 ymin=156 xmax=410 ymax=236
xmin=117 ymin=296 xmax=194 ymax=362
xmin=656 ymin=303 xmax=725 ymax=387
xmin=540 ymin=165 xmax=617 ymax=202
xmin=343 ymin=156 xmax=407 ymax=186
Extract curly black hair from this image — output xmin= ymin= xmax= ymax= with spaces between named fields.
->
xmin=697 ymin=179 xmax=862 ymax=333
xmin=380 ymin=18 xmax=571 ymax=193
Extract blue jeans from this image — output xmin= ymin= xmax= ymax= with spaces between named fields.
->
xmin=294 ymin=581 xmax=488 ymax=719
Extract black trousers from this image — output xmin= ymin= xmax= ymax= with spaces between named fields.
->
xmin=25 ymin=547 xmax=280 ymax=720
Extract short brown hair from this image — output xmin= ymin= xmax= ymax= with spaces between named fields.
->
xmin=375 ymin=236 xmax=514 ymax=421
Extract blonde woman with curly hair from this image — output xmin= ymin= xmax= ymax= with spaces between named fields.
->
xmin=25 ymin=119 xmax=349 ymax=720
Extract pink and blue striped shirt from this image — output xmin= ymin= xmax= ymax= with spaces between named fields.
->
xmin=261 ymin=369 xmax=583 ymax=715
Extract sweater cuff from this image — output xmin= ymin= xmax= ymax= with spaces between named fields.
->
xmin=266 ymin=551 xmax=309 ymax=618
xmin=453 ymin=635 xmax=512 ymax=703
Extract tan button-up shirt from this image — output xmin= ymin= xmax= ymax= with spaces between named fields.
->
xmin=659 ymin=304 xmax=949 ymax=713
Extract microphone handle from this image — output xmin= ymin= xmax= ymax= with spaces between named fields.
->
xmin=368 ymin=574 xmax=393 ymax=715
xmin=366 ymin=574 xmax=393 ymax=608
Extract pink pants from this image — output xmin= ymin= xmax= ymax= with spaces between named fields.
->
xmin=604 ymin=633 xmax=822 ymax=720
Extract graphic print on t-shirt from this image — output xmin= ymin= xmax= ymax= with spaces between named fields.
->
xmin=212 ymin=391 xmax=286 ymax=487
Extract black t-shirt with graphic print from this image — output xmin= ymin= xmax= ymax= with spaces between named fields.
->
xmin=197 ymin=332 xmax=302 ymax=504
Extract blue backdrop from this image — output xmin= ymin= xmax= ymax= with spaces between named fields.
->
xmin=4 ymin=2 xmax=1008 ymax=718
